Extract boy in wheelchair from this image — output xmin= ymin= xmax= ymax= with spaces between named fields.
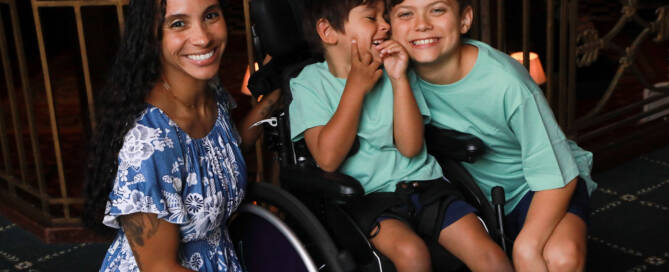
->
xmin=287 ymin=0 xmax=513 ymax=271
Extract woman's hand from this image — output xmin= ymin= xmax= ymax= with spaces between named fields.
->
xmin=120 ymin=213 xmax=195 ymax=272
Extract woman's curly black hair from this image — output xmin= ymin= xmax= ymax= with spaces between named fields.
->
xmin=83 ymin=0 xmax=168 ymax=232
xmin=84 ymin=0 xmax=227 ymax=232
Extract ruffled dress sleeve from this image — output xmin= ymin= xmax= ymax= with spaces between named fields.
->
xmin=102 ymin=108 xmax=190 ymax=228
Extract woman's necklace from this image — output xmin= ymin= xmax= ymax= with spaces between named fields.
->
xmin=161 ymin=77 xmax=201 ymax=109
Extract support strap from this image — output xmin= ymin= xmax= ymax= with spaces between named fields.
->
xmin=415 ymin=180 xmax=462 ymax=240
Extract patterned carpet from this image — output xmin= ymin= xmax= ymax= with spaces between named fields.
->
xmin=0 ymin=145 xmax=668 ymax=271
xmin=0 ymin=214 xmax=107 ymax=271
xmin=587 ymin=145 xmax=669 ymax=272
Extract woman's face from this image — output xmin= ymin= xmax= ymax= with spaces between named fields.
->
xmin=160 ymin=0 xmax=227 ymax=81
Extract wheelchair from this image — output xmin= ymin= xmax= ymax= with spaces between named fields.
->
xmin=228 ymin=0 xmax=508 ymax=271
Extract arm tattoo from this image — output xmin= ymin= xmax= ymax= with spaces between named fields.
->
xmin=259 ymin=100 xmax=275 ymax=117
xmin=121 ymin=214 xmax=160 ymax=245
xmin=120 ymin=214 xmax=161 ymax=268
xmin=259 ymin=106 xmax=270 ymax=117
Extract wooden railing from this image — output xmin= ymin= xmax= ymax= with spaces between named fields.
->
xmin=0 ymin=0 xmax=127 ymax=242
xmin=0 ymin=0 xmax=44 ymax=219
xmin=571 ymin=1 xmax=669 ymax=143
xmin=469 ymin=0 xmax=668 ymax=145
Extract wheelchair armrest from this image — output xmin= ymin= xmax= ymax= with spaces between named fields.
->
xmin=425 ymin=125 xmax=486 ymax=163
xmin=280 ymin=166 xmax=364 ymax=204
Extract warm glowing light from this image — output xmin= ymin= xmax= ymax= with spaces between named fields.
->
xmin=510 ymin=52 xmax=547 ymax=85
xmin=241 ymin=60 xmax=265 ymax=97
xmin=241 ymin=65 xmax=253 ymax=96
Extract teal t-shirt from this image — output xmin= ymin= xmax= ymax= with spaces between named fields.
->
xmin=419 ymin=39 xmax=597 ymax=214
xmin=289 ymin=61 xmax=443 ymax=194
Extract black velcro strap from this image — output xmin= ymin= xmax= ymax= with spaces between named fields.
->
xmin=416 ymin=180 xmax=463 ymax=240
xmin=344 ymin=192 xmax=402 ymax=236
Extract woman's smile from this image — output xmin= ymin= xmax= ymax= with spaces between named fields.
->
xmin=186 ymin=50 xmax=215 ymax=61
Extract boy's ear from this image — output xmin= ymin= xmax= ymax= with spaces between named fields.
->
xmin=316 ymin=18 xmax=338 ymax=45
xmin=459 ymin=5 xmax=473 ymax=34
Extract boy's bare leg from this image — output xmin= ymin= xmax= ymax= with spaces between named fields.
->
xmin=513 ymin=178 xmax=582 ymax=272
xmin=438 ymin=213 xmax=514 ymax=272
xmin=370 ymin=219 xmax=431 ymax=272
xmin=541 ymin=213 xmax=587 ymax=272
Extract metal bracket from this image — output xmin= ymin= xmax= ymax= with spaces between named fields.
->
xmin=250 ymin=117 xmax=278 ymax=128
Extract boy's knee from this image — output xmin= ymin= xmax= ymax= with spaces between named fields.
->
xmin=473 ymin=250 xmax=512 ymax=272
xmin=490 ymin=250 xmax=513 ymax=269
xmin=512 ymin=239 xmax=542 ymax=263
xmin=391 ymin=239 xmax=431 ymax=271
xmin=472 ymin=243 xmax=512 ymax=272
xmin=543 ymin=240 xmax=585 ymax=272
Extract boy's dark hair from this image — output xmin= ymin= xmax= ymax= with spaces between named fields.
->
xmin=386 ymin=0 xmax=472 ymax=13
xmin=303 ymin=0 xmax=383 ymax=56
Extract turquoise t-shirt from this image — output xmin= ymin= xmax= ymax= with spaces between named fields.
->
xmin=289 ymin=61 xmax=443 ymax=194
xmin=419 ymin=39 xmax=597 ymax=214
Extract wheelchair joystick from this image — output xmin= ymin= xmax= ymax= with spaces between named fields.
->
xmin=491 ymin=186 xmax=507 ymax=253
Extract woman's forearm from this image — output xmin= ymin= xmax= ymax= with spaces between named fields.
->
xmin=120 ymin=213 xmax=196 ymax=272
xmin=238 ymin=89 xmax=280 ymax=151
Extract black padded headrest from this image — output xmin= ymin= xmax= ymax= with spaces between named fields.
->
xmin=250 ymin=0 xmax=307 ymax=59
xmin=248 ymin=0 xmax=313 ymax=97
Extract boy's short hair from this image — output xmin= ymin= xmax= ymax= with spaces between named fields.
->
xmin=386 ymin=0 xmax=472 ymax=13
xmin=303 ymin=0 xmax=383 ymax=56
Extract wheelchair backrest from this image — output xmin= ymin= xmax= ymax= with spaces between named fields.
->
xmin=249 ymin=0 xmax=307 ymax=62
xmin=247 ymin=0 xmax=314 ymax=98
xmin=247 ymin=0 xmax=322 ymax=170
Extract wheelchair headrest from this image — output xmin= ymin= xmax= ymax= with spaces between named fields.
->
xmin=248 ymin=0 xmax=315 ymax=97
xmin=250 ymin=0 xmax=308 ymax=60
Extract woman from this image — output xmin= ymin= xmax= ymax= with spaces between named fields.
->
xmin=84 ymin=0 xmax=278 ymax=271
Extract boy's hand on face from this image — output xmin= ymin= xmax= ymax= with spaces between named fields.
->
xmin=348 ymin=39 xmax=383 ymax=94
xmin=376 ymin=40 xmax=409 ymax=81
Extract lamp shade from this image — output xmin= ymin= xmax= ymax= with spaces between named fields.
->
xmin=510 ymin=52 xmax=546 ymax=85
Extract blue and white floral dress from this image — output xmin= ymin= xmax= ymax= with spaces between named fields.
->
xmin=99 ymin=86 xmax=246 ymax=272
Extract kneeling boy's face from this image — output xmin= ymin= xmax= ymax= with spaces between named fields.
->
xmin=340 ymin=1 xmax=390 ymax=59
xmin=389 ymin=0 xmax=471 ymax=65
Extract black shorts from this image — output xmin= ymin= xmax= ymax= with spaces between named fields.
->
xmin=377 ymin=196 xmax=477 ymax=232
xmin=504 ymin=178 xmax=590 ymax=241
xmin=346 ymin=177 xmax=475 ymax=240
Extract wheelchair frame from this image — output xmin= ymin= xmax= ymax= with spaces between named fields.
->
xmin=229 ymin=0 xmax=508 ymax=271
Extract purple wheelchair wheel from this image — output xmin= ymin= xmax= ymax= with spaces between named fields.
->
xmin=230 ymin=204 xmax=317 ymax=272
